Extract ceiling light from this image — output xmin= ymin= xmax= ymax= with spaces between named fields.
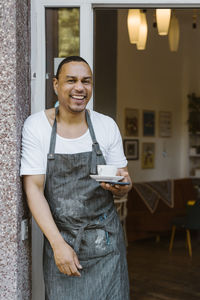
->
xmin=168 ymin=15 xmax=180 ymax=52
xmin=127 ymin=9 xmax=141 ymax=43
xmin=136 ymin=12 xmax=148 ymax=50
xmin=156 ymin=9 xmax=171 ymax=35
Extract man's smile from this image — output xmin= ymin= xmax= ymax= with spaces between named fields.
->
xmin=71 ymin=95 xmax=86 ymax=100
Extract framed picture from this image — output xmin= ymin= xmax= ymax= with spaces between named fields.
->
xmin=124 ymin=139 xmax=139 ymax=160
xmin=159 ymin=111 xmax=172 ymax=137
xmin=142 ymin=142 xmax=155 ymax=169
xmin=143 ymin=110 xmax=155 ymax=136
xmin=125 ymin=108 xmax=139 ymax=137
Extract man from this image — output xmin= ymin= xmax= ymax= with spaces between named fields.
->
xmin=21 ymin=56 xmax=132 ymax=299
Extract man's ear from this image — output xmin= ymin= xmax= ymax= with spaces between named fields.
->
xmin=53 ymin=77 xmax=58 ymax=95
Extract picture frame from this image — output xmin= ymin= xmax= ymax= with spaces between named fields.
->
xmin=141 ymin=142 xmax=155 ymax=169
xmin=124 ymin=139 xmax=139 ymax=160
xmin=124 ymin=108 xmax=139 ymax=137
xmin=143 ymin=110 xmax=155 ymax=137
xmin=159 ymin=111 xmax=172 ymax=137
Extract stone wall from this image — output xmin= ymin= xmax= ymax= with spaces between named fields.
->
xmin=0 ymin=0 xmax=31 ymax=299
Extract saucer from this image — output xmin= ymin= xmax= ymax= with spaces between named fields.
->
xmin=90 ymin=175 xmax=124 ymax=183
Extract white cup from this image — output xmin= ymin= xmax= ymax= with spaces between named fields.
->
xmin=97 ymin=165 xmax=117 ymax=176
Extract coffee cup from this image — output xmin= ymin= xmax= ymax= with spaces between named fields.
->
xmin=97 ymin=165 xmax=117 ymax=176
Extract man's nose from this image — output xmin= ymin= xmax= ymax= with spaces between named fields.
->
xmin=75 ymin=80 xmax=84 ymax=91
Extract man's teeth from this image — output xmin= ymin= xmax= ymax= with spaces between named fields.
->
xmin=72 ymin=96 xmax=85 ymax=100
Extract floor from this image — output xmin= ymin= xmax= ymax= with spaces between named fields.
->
xmin=127 ymin=233 xmax=200 ymax=300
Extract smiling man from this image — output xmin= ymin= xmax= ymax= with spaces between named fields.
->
xmin=21 ymin=56 xmax=132 ymax=300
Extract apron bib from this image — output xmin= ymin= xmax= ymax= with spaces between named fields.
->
xmin=43 ymin=108 xmax=130 ymax=300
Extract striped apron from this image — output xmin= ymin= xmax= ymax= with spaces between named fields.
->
xmin=43 ymin=108 xmax=130 ymax=299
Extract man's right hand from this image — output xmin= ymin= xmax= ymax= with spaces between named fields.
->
xmin=52 ymin=240 xmax=83 ymax=276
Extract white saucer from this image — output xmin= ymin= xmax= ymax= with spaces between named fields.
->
xmin=90 ymin=175 xmax=124 ymax=183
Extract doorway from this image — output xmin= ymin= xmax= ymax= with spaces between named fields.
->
xmin=94 ymin=7 xmax=200 ymax=299
xmin=31 ymin=2 xmax=200 ymax=299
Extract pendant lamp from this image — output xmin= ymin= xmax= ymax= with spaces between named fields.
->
xmin=156 ymin=9 xmax=171 ymax=35
xmin=127 ymin=9 xmax=141 ymax=43
xmin=168 ymin=15 xmax=180 ymax=52
xmin=136 ymin=12 xmax=148 ymax=50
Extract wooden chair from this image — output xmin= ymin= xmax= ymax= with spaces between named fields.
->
xmin=169 ymin=199 xmax=200 ymax=257
xmin=114 ymin=194 xmax=128 ymax=246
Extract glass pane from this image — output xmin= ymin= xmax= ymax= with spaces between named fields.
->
xmin=58 ymin=8 xmax=80 ymax=57
xmin=45 ymin=8 xmax=80 ymax=109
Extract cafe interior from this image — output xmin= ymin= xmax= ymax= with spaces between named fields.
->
xmin=94 ymin=8 xmax=200 ymax=300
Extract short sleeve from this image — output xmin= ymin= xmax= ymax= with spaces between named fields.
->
xmin=20 ymin=117 xmax=46 ymax=175
xmin=104 ymin=119 xmax=127 ymax=168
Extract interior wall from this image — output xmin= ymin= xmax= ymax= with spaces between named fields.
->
xmin=179 ymin=11 xmax=200 ymax=176
xmin=117 ymin=9 xmax=200 ymax=182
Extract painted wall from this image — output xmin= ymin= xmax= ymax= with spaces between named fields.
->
xmin=117 ymin=9 xmax=200 ymax=182
xmin=179 ymin=11 xmax=200 ymax=176
xmin=0 ymin=1 xmax=31 ymax=299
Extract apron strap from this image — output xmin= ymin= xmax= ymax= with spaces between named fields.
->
xmin=47 ymin=107 xmax=59 ymax=160
xmin=86 ymin=110 xmax=105 ymax=174
xmin=47 ymin=108 xmax=105 ymax=172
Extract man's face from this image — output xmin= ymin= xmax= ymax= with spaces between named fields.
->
xmin=53 ymin=61 xmax=93 ymax=114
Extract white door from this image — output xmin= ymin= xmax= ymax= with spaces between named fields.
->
xmin=31 ymin=0 xmax=200 ymax=299
xmin=31 ymin=2 xmax=93 ymax=299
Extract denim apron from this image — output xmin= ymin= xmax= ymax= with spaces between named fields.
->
xmin=43 ymin=108 xmax=130 ymax=300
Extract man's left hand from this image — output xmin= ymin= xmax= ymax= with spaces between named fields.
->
xmin=100 ymin=167 xmax=132 ymax=197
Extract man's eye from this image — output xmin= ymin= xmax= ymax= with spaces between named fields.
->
xmin=83 ymin=80 xmax=91 ymax=84
xmin=67 ymin=79 xmax=75 ymax=83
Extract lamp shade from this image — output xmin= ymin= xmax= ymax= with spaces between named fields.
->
xmin=168 ymin=15 xmax=180 ymax=52
xmin=136 ymin=12 xmax=148 ymax=50
xmin=156 ymin=9 xmax=171 ymax=35
xmin=127 ymin=9 xmax=141 ymax=43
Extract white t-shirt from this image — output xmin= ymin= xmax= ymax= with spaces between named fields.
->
xmin=20 ymin=110 xmax=127 ymax=175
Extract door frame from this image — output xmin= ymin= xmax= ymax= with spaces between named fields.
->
xmin=31 ymin=1 xmax=200 ymax=299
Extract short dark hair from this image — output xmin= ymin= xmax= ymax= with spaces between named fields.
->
xmin=55 ymin=56 xmax=89 ymax=79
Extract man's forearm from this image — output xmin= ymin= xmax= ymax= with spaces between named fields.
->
xmin=24 ymin=179 xmax=64 ymax=248
xmin=23 ymin=175 xmax=82 ymax=276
